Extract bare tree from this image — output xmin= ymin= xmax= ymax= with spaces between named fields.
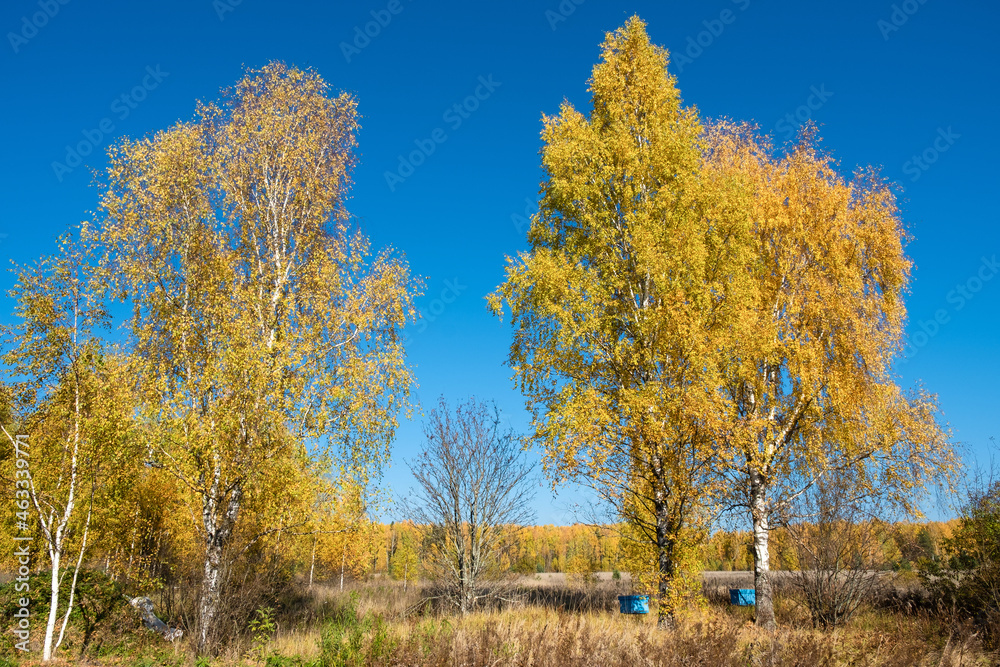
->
xmin=782 ymin=472 xmax=892 ymax=629
xmin=407 ymin=396 xmax=534 ymax=614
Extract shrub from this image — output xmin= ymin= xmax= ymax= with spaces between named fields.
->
xmin=929 ymin=477 xmax=1000 ymax=647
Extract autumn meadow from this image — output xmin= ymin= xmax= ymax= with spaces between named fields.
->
xmin=2 ymin=4 xmax=998 ymax=666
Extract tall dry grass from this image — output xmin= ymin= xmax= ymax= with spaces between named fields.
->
xmin=258 ymin=575 xmax=992 ymax=667
xmin=34 ymin=574 xmax=993 ymax=666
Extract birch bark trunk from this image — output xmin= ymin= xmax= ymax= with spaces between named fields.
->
xmin=750 ymin=469 xmax=776 ymax=630
xmin=198 ymin=481 xmax=242 ymax=653
xmin=42 ymin=548 xmax=62 ymax=661
xmin=655 ymin=507 xmax=677 ymax=630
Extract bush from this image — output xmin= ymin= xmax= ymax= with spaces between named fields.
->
xmin=0 ymin=569 xmax=133 ymax=658
xmin=784 ymin=477 xmax=891 ymax=629
xmin=928 ymin=477 xmax=1000 ymax=647
xmin=311 ymin=594 xmax=397 ymax=667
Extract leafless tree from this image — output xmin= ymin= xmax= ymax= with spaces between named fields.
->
xmin=782 ymin=472 xmax=892 ymax=629
xmin=407 ymin=396 xmax=535 ymax=614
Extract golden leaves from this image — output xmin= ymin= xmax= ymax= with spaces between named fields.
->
xmin=93 ymin=63 xmax=420 ymax=546
xmin=492 ymin=19 xmax=957 ymax=604
xmin=493 ymin=18 xmax=727 ymax=498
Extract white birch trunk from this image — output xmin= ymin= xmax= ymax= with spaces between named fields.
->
xmin=750 ymin=469 xmax=776 ymax=629
xmin=308 ymin=536 xmax=317 ymax=592
xmin=198 ymin=476 xmax=242 ymax=653
xmin=42 ymin=548 xmax=61 ymax=661
xmin=55 ymin=503 xmax=91 ymax=651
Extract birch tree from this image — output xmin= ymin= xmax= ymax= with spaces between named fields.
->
xmin=705 ymin=122 xmax=959 ymax=628
xmin=1 ymin=232 xmax=136 ymax=660
xmin=97 ymin=63 xmax=420 ymax=653
xmin=407 ymin=397 xmax=534 ymax=613
xmin=489 ymin=17 xmax=737 ymax=627
xmin=389 ymin=525 xmax=421 ymax=592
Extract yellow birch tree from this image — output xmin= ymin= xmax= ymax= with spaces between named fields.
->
xmin=96 ymin=63 xmax=420 ymax=652
xmin=0 ymin=231 xmax=138 ymax=661
xmin=489 ymin=18 xmax=739 ymax=627
xmin=704 ymin=122 xmax=959 ymax=628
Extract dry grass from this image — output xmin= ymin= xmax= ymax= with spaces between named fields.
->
xmin=263 ymin=577 xmax=994 ymax=666
xmin=9 ymin=574 xmax=996 ymax=666
xmin=257 ymin=601 xmax=989 ymax=667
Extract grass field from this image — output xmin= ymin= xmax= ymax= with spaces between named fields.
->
xmin=9 ymin=570 xmax=991 ymax=666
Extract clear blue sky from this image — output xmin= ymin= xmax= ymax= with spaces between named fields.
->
xmin=2 ymin=0 xmax=997 ymax=524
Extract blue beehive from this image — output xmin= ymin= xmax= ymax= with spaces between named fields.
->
xmin=618 ymin=595 xmax=650 ymax=614
xmin=730 ymin=588 xmax=755 ymax=606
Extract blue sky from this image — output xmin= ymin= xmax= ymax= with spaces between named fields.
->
xmin=2 ymin=0 xmax=997 ymax=524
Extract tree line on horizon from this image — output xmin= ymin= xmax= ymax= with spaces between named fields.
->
xmin=363 ymin=518 xmax=960 ymax=580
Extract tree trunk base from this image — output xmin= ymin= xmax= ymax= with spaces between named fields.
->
xmin=754 ymin=615 xmax=777 ymax=631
